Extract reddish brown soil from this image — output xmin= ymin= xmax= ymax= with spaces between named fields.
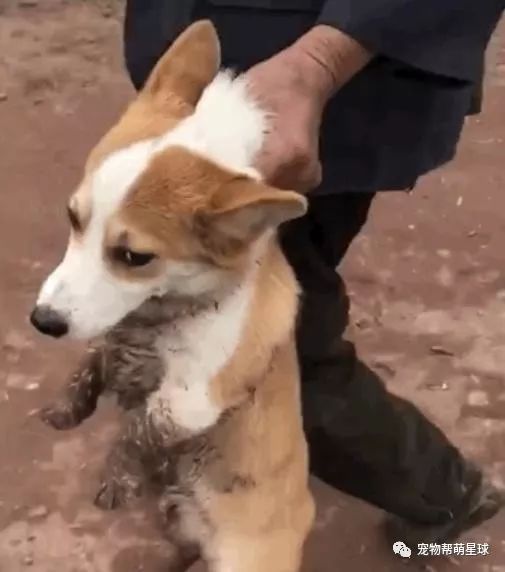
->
xmin=0 ymin=2 xmax=504 ymax=570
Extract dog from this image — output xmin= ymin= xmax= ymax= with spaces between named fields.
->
xmin=30 ymin=21 xmax=314 ymax=572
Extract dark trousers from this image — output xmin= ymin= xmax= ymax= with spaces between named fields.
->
xmin=282 ymin=193 xmax=470 ymax=524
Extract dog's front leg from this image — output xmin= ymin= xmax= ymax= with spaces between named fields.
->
xmin=94 ymin=405 xmax=201 ymax=511
xmin=94 ymin=408 xmax=162 ymax=510
xmin=40 ymin=347 xmax=105 ymax=430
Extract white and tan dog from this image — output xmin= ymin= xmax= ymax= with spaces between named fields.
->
xmin=30 ymin=21 xmax=314 ymax=572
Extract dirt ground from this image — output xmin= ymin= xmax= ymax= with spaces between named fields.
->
xmin=0 ymin=2 xmax=504 ymax=571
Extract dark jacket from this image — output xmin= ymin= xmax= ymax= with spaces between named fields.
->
xmin=124 ymin=0 xmax=503 ymax=193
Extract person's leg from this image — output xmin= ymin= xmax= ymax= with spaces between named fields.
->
xmin=280 ymin=193 xmax=503 ymax=542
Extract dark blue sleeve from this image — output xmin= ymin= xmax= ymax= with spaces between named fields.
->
xmin=124 ymin=0 xmax=503 ymax=87
xmin=318 ymin=0 xmax=503 ymax=81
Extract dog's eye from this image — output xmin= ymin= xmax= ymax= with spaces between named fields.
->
xmin=112 ymin=246 xmax=156 ymax=267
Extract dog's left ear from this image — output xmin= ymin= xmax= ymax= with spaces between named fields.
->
xmin=143 ymin=20 xmax=221 ymax=108
xmin=202 ymin=178 xmax=308 ymax=245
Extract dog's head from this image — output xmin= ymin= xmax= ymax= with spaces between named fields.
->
xmin=30 ymin=21 xmax=307 ymax=340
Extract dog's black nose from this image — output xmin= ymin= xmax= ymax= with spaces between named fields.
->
xmin=30 ymin=305 xmax=68 ymax=338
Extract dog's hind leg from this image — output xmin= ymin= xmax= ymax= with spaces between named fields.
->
xmin=203 ymin=489 xmax=315 ymax=572
xmin=40 ymin=347 xmax=105 ymax=430
xmin=206 ymin=531 xmax=307 ymax=572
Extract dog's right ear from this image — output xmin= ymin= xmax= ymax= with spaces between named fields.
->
xmin=198 ymin=177 xmax=308 ymax=254
xmin=143 ymin=21 xmax=221 ymax=109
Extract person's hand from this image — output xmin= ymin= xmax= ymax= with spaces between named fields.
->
xmin=244 ymin=26 xmax=372 ymax=192
xmin=245 ymin=47 xmax=328 ymax=191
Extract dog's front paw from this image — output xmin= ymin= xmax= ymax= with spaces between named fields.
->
xmin=94 ymin=476 xmax=142 ymax=511
xmin=39 ymin=403 xmax=81 ymax=430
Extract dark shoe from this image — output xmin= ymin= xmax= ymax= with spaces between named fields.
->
xmin=384 ymin=465 xmax=505 ymax=547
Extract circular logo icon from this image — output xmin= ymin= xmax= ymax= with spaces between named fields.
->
xmin=393 ymin=541 xmax=412 ymax=558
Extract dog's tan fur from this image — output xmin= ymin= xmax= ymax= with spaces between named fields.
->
xmin=39 ymin=21 xmax=314 ymax=572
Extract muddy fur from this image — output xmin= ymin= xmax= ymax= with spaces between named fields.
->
xmin=41 ymin=295 xmax=209 ymax=492
xmin=40 ymin=294 xmax=268 ymax=558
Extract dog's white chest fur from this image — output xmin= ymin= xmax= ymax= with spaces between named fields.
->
xmin=147 ymin=279 xmax=253 ymax=434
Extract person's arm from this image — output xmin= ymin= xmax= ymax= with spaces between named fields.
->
xmin=317 ymin=0 xmax=503 ymax=83
xmin=244 ymin=26 xmax=373 ymax=190
xmin=122 ymin=0 xmax=503 ymax=190
xmin=247 ymin=0 xmax=503 ymax=190
xmin=289 ymin=24 xmax=373 ymax=103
